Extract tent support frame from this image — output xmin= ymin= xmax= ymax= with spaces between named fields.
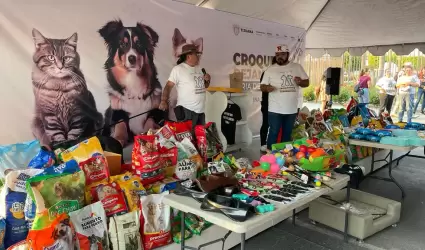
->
xmin=306 ymin=0 xmax=331 ymax=32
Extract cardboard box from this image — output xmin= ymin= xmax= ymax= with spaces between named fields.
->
xmin=229 ymin=72 xmax=243 ymax=89
xmin=104 ymin=151 xmax=122 ymax=176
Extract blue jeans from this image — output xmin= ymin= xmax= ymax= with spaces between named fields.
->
xmin=358 ymin=88 xmax=369 ymax=106
xmin=266 ymin=112 xmax=297 ymax=149
xmin=398 ymin=93 xmax=414 ymax=123
xmin=414 ymin=88 xmax=425 ymax=113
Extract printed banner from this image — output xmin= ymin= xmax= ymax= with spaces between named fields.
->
xmin=0 ymin=0 xmax=305 ymax=145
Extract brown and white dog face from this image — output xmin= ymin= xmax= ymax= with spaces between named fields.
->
xmin=172 ymin=28 xmax=203 ymax=59
xmin=52 ymin=219 xmax=71 ymax=241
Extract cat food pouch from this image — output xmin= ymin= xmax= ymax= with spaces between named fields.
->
xmin=141 ymin=192 xmax=171 ymax=250
xmin=91 ymin=182 xmax=128 ymax=217
xmin=109 ymin=210 xmax=142 ymax=250
xmin=69 ymin=202 xmax=109 ymax=250
xmin=60 ymin=137 xmax=104 ymax=163
xmin=0 ymin=169 xmax=43 ymax=248
xmin=114 ymin=177 xmax=146 ymax=212
xmin=79 ymin=155 xmax=110 ymax=186
xmin=26 ymin=213 xmax=78 ymax=250
xmin=132 ymin=135 xmax=164 ymax=185
xmin=26 ymin=164 xmax=85 ymax=230
xmin=27 ymin=147 xmax=56 ymax=169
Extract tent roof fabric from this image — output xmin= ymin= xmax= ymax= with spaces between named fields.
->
xmin=176 ymin=0 xmax=425 ymax=56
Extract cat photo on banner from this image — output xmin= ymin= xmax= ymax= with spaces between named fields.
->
xmin=98 ymin=20 xmax=164 ymax=146
xmin=31 ymin=28 xmax=103 ymax=148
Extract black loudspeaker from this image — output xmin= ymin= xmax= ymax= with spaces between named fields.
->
xmin=325 ymin=67 xmax=341 ymax=95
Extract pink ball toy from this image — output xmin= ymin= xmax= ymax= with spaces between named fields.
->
xmin=270 ymin=163 xmax=280 ymax=174
xmin=260 ymin=154 xmax=270 ymax=163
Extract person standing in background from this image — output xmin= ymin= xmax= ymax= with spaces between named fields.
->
xmin=357 ymin=68 xmax=371 ymax=106
xmin=376 ymin=69 xmax=396 ymax=115
xmin=396 ymin=64 xmax=419 ymax=123
xmin=414 ymin=67 xmax=425 ymax=115
xmin=315 ymin=72 xmax=329 ymax=113
xmin=260 ymin=44 xmax=309 ymax=149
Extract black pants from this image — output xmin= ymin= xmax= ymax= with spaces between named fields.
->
xmin=384 ymin=94 xmax=395 ymax=114
xmin=260 ymin=106 xmax=268 ymax=146
xmin=174 ymin=105 xmax=205 ymax=135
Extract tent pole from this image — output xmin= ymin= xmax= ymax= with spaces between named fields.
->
xmin=196 ymin=0 xmax=210 ymax=6
xmin=306 ymin=0 xmax=331 ymax=32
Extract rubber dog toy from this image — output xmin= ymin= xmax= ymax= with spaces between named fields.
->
xmin=256 ymin=204 xmax=275 ymax=214
xmin=232 ymin=193 xmax=249 ymax=200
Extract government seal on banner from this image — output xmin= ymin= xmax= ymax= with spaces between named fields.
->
xmin=233 ymin=24 xmax=240 ymax=36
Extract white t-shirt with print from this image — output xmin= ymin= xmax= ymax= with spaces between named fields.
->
xmin=260 ymin=62 xmax=309 ymax=114
xmin=168 ymin=63 xmax=206 ymax=113
xmin=376 ymin=76 xmax=396 ymax=96
xmin=397 ymin=75 xmax=418 ymax=94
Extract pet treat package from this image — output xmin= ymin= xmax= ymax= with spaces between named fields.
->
xmin=27 ymin=147 xmax=56 ymax=169
xmin=195 ymin=122 xmax=223 ymax=161
xmin=69 ymin=201 xmax=109 ymax=250
xmin=141 ymin=192 xmax=171 ymax=250
xmin=26 ymin=164 xmax=85 ymax=230
xmin=60 ymin=136 xmax=104 ymax=163
xmin=27 ymin=213 xmax=78 ymax=250
xmin=91 ymin=182 xmax=128 ymax=217
xmin=165 ymin=121 xmax=193 ymax=142
xmin=132 ymin=135 xmax=164 ymax=185
xmin=79 ymin=155 xmax=110 ymax=186
xmin=0 ymin=169 xmax=43 ymax=248
xmin=109 ymin=210 xmax=142 ymax=250
xmin=112 ymin=173 xmax=146 ymax=212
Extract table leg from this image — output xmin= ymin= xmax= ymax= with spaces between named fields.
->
xmin=388 ymin=150 xmax=406 ymax=199
xmin=344 ymin=181 xmax=351 ymax=242
xmin=371 ymin=148 xmax=375 ymax=172
xmin=181 ymin=212 xmax=186 ymax=250
xmin=240 ymin=233 xmax=246 ymax=250
xmin=292 ymin=209 xmax=296 ymax=226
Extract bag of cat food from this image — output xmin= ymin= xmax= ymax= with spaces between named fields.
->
xmin=132 ymin=135 xmax=164 ymax=185
xmin=27 ymin=213 xmax=78 ymax=250
xmin=60 ymin=137 xmax=104 ymax=163
xmin=114 ymin=176 xmax=146 ymax=212
xmin=195 ymin=122 xmax=223 ymax=162
xmin=79 ymin=155 xmax=110 ymax=186
xmin=141 ymin=192 xmax=171 ymax=250
xmin=0 ymin=169 xmax=43 ymax=248
xmin=165 ymin=121 xmax=193 ymax=142
xmin=91 ymin=182 xmax=128 ymax=217
xmin=109 ymin=210 xmax=142 ymax=250
xmin=27 ymin=147 xmax=56 ymax=169
xmin=5 ymin=240 xmax=28 ymax=250
xmin=69 ymin=202 xmax=109 ymax=250
xmin=26 ymin=164 xmax=85 ymax=230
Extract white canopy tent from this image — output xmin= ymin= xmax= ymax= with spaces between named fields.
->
xmin=176 ymin=0 xmax=425 ymax=57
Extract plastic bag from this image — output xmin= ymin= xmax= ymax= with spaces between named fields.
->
xmin=195 ymin=122 xmax=223 ymax=161
xmin=0 ymin=140 xmax=40 ymax=177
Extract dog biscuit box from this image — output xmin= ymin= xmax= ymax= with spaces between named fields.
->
xmin=69 ymin=202 xmax=109 ymax=250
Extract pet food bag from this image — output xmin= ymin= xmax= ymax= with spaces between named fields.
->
xmin=26 ymin=163 xmax=85 ymax=230
xmin=91 ymin=182 xmax=128 ymax=217
xmin=165 ymin=121 xmax=193 ymax=142
xmin=132 ymin=135 xmax=164 ymax=185
xmin=180 ymin=138 xmax=203 ymax=170
xmin=60 ymin=137 xmax=104 ymax=163
xmin=141 ymin=192 xmax=171 ymax=250
xmin=195 ymin=122 xmax=223 ymax=161
xmin=109 ymin=210 xmax=142 ymax=250
xmin=112 ymin=174 xmax=146 ymax=212
xmin=69 ymin=201 xmax=109 ymax=250
xmin=27 ymin=213 xmax=78 ymax=250
xmin=156 ymin=124 xmax=177 ymax=142
xmin=5 ymin=240 xmax=28 ymax=250
xmin=0 ymin=169 xmax=43 ymax=248
xmin=0 ymin=218 xmax=5 ymax=249
xmin=27 ymin=147 xmax=56 ymax=169
xmin=0 ymin=140 xmax=40 ymax=178
xmin=79 ymin=155 xmax=110 ymax=186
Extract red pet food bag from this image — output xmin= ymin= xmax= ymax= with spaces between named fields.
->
xmin=195 ymin=122 xmax=223 ymax=161
xmin=79 ymin=155 xmax=110 ymax=186
xmin=141 ymin=192 xmax=171 ymax=250
xmin=132 ymin=134 xmax=164 ymax=185
xmin=91 ymin=182 xmax=128 ymax=217
xmin=165 ymin=121 xmax=193 ymax=142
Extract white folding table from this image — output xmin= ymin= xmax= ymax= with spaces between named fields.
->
xmin=163 ymin=173 xmax=350 ymax=250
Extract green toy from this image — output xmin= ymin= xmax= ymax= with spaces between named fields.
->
xmin=260 ymin=162 xmax=271 ymax=171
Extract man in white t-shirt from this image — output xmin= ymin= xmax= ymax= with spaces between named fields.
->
xmin=396 ymin=64 xmax=419 ymax=123
xmin=159 ymin=44 xmax=211 ymax=131
xmin=260 ymin=44 xmax=309 ymax=149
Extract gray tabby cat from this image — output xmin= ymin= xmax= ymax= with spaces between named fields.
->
xmin=31 ymin=29 xmax=103 ymax=147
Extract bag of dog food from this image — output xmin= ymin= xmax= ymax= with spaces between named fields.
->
xmin=91 ymin=182 xmax=128 ymax=217
xmin=109 ymin=210 xmax=142 ymax=250
xmin=165 ymin=121 xmax=193 ymax=142
xmin=171 ymin=212 xmax=191 ymax=243
xmin=35 ymin=159 xmax=79 ymax=177
xmin=27 ymin=213 xmax=78 ymax=250
xmin=174 ymin=159 xmax=197 ymax=181
xmin=195 ymin=122 xmax=223 ymax=162
xmin=132 ymin=135 xmax=164 ymax=185
xmin=0 ymin=169 xmax=43 ymax=248
xmin=79 ymin=155 xmax=110 ymax=186
xmin=26 ymin=165 xmax=85 ymax=230
xmin=60 ymin=137 xmax=104 ymax=164
xmin=114 ymin=176 xmax=146 ymax=212
xmin=27 ymin=147 xmax=56 ymax=169
xmin=180 ymin=138 xmax=203 ymax=170
xmin=156 ymin=124 xmax=177 ymax=142
xmin=69 ymin=202 xmax=109 ymax=250
xmin=0 ymin=218 xmax=5 ymax=249
xmin=141 ymin=192 xmax=171 ymax=250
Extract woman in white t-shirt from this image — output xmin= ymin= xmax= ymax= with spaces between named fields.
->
xmin=376 ymin=69 xmax=396 ymax=115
